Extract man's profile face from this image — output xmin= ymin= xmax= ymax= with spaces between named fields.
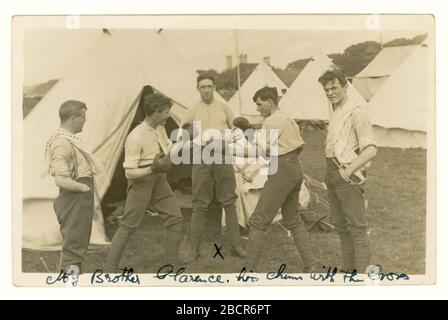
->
xmin=153 ymin=107 xmax=171 ymax=126
xmin=255 ymin=97 xmax=273 ymax=118
xmin=323 ymin=79 xmax=347 ymax=105
xmin=71 ymin=109 xmax=86 ymax=133
xmin=197 ymin=79 xmax=215 ymax=103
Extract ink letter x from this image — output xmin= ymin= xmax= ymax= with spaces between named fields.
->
xmin=213 ymin=244 xmax=224 ymax=259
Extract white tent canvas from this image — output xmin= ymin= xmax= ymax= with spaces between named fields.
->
xmin=366 ymin=45 xmax=429 ymax=149
xmin=229 ymin=61 xmax=288 ymax=120
xmin=352 ymin=45 xmax=418 ymax=101
xmin=279 ymin=54 xmax=366 ymax=121
xmin=22 ymin=29 xmax=227 ymax=250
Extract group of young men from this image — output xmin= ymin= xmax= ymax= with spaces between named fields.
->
xmin=46 ymin=69 xmax=377 ymax=274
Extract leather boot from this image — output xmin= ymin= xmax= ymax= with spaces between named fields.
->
xmin=183 ymin=212 xmax=204 ymax=264
xmin=338 ymin=231 xmax=355 ymax=272
xmin=244 ymin=228 xmax=266 ymax=272
xmin=105 ymin=224 xmax=134 ymax=272
xmin=290 ymin=226 xmax=319 ymax=273
xmin=350 ymin=227 xmax=371 ymax=273
xmin=224 ymin=205 xmax=246 ymax=258
xmin=164 ymin=223 xmax=184 ymax=268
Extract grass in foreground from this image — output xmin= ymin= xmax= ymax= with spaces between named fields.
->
xmin=22 ymin=129 xmax=427 ymax=275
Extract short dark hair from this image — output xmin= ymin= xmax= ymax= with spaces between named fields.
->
xmin=196 ymin=73 xmax=215 ymax=86
xmin=59 ymin=100 xmax=87 ymax=122
xmin=252 ymin=86 xmax=278 ymax=105
xmin=318 ymin=69 xmax=348 ymax=87
xmin=142 ymin=92 xmax=172 ymax=117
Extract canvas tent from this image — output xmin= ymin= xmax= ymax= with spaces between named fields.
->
xmin=352 ymin=45 xmax=418 ymax=101
xmin=22 ymin=29 xmax=227 ymax=250
xmin=229 ymin=60 xmax=288 ymax=121
xmin=279 ymin=54 xmax=366 ymax=121
xmin=366 ymin=44 xmax=429 ymax=149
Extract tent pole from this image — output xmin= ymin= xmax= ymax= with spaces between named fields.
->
xmin=235 ymin=30 xmax=242 ymax=115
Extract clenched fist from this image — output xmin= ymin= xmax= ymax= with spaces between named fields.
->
xmin=151 ymin=152 xmax=172 ymax=173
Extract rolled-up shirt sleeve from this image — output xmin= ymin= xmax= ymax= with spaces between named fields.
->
xmin=49 ymin=139 xmax=72 ymax=177
xmin=353 ymin=109 xmax=377 ymax=151
xmin=123 ymin=135 xmax=142 ymax=169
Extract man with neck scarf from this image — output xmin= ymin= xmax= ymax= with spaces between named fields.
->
xmin=46 ymin=100 xmax=101 ymax=273
xmin=318 ymin=69 xmax=377 ymax=273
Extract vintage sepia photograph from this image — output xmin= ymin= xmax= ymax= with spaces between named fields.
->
xmin=12 ymin=15 xmax=435 ymax=287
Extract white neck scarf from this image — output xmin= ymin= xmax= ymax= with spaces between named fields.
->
xmin=45 ymin=128 xmax=103 ymax=176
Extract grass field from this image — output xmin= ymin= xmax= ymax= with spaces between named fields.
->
xmin=22 ymin=129 xmax=427 ymax=275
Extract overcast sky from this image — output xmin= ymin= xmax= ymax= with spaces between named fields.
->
xmin=23 ymin=28 xmax=426 ymax=86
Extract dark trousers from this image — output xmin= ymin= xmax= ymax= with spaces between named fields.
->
xmin=53 ymin=177 xmax=94 ymax=270
xmin=249 ymin=152 xmax=305 ymax=231
xmin=190 ymin=163 xmax=240 ymax=247
xmin=245 ymin=151 xmax=317 ymax=271
xmin=120 ymin=173 xmax=183 ymax=229
xmin=106 ymin=173 xmax=183 ymax=269
xmin=325 ymin=159 xmax=371 ymax=272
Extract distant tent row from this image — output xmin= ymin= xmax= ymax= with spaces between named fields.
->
xmin=366 ymin=44 xmax=429 ymax=149
xmin=230 ymin=53 xmax=366 ymax=122
xmin=352 ymin=45 xmax=418 ymax=101
xmin=228 ymin=47 xmax=430 ymax=149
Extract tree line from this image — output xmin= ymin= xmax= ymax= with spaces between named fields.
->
xmin=199 ymin=33 xmax=427 ymax=101
xmin=23 ymin=33 xmax=427 ymax=116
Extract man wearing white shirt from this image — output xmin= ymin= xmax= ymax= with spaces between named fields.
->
xmin=182 ymin=74 xmax=246 ymax=263
xmin=244 ymin=87 xmax=318 ymax=272
xmin=105 ymin=93 xmax=184 ymax=271
xmin=319 ymin=69 xmax=377 ymax=273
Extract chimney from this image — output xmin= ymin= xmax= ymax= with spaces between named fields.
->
xmin=226 ymin=55 xmax=233 ymax=70
xmin=239 ymin=53 xmax=247 ymax=64
xmin=263 ymin=56 xmax=271 ymax=66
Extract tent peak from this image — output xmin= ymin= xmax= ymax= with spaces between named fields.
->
xmin=102 ymin=28 xmax=111 ymax=36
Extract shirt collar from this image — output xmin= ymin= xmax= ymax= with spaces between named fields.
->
xmin=200 ymin=98 xmax=215 ymax=107
xmin=57 ymin=127 xmax=80 ymax=139
xmin=332 ymin=98 xmax=357 ymax=116
xmin=142 ymin=120 xmax=158 ymax=132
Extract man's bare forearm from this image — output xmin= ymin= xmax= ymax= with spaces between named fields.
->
xmin=54 ymin=175 xmax=90 ymax=192
xmin=125 ymin=166 xmax=153 ymax=180
xmin=344 ymin=145 xmax=377 ymax=176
